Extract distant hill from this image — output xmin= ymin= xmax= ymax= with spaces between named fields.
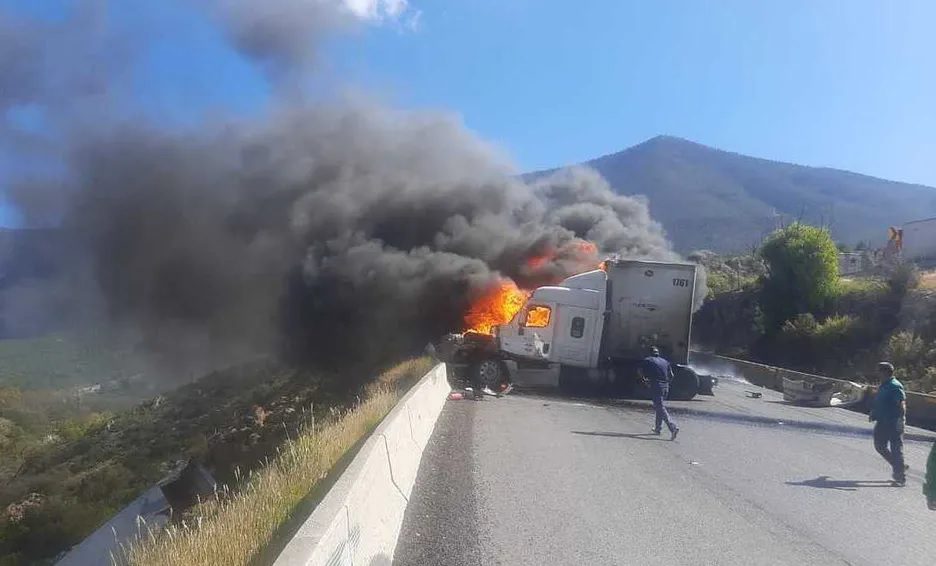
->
xmin=536 ymin=136 xmax=936 ymax=253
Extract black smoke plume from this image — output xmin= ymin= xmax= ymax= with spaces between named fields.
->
xmin=1 ymin=1 xmax=701 ymax=373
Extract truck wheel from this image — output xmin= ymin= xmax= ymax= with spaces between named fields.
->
xmin=558 ymin=365 xmax=588 ymax=395
xmin=471 ymin=359 xmax=508 ymax=389
xmin=670 ymin=366 xmax=699 ymax=401
xmin=609 ymin=362 xmax=646 ymax=398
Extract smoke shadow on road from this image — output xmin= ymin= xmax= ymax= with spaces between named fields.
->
xmin=786 ymin=476 xmax=900 ymax=491
xmin=571 ymin=431 xmax=670 ymax=442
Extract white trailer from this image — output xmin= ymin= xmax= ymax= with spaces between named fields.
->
xmin=602 ymin=260 xmax=697 ymax=364
xmin=486 ymin=259 xmax=708 ymax=399
xmin=902 ymin=217 xmax=936 ymax=261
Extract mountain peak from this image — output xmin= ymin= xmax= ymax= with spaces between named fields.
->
xmin=592 ymin=136 xmax=714 ymax=165
xmin=567 ymin=138 xmax=936 ymax=253
xmin=641 ymin=134 xmax=691 ymax=145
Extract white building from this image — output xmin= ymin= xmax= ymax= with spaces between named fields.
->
xmin=838 ymin=253 xmax=864 ymax=275
xmin=902 ymin=217 xmax=936 ymax=261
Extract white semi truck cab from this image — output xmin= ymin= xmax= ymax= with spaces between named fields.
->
xmin=497 ymin=269 xmax=606 ymax=366
xmin=487 ymin=259 xmax=707 ymax=399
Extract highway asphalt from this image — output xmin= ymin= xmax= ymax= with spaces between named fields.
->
xmin=394 ymin=378 xmax=936 ymax=566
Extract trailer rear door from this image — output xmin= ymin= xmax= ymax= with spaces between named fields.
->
xmin=605 ymin=260 xmax=697 ymax=364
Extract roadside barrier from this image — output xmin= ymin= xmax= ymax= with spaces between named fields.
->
xmin=690 ymin=351 xmax=936 ymax=429
xmin=273 ymin=363 xmax=450 ymax=566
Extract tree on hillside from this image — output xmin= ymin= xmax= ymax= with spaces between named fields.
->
xmin=759 ymin=223 xmax=839 ymax=331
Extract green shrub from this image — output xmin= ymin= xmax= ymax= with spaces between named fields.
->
xmin=70 ymin=461 xmax=139 ymax=505
xmin=705 ymin=271 xmax=734 ymax=297
xmin=920 ymin=367 xmax=936 ymax=394
xmin=781 ymin=313 xmax=819 ymax=336
xmin=887 ymin=262 xmax=921 ymax=295
xmin=0 ymin=387 xmax=22 ymax=409
xmin=759 ymin=223 xmax=839 ymax=331
xmin=884 ymin=331 xmax=932 ymax=368
xmin=815 ymin=314 xmax=860 ymax=343
xmin=786 ymin=313 xmax=865 ymax=341
xmin=881 ymin=331 xmax=936 ymax=392
xmin=56 ymin=412 xmax=112 ymax=443
xmin=904 ymin=367 xmax=936 ymax=395
xmin=0 ymin=496 xmax=114 ymax=564
xmin=774 ymin=313 xmax=867 ymax=373
xmin=689 ymin=251 xmax=765 ymax=300
xmin=837 ymin=277 xmax=887 ymax=299
xmin=0 ymin=417 xmax=21 ymax=451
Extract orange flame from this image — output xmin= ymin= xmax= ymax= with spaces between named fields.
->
xmin=463 ymin=239 xmax=605 ymax=335
xmin=524 ymin=240 xmax=598 ymax=274
xmin=525 ymin=254 xmax=551 ymax=270
xmin=571 ymin=240 xmax=598 ymax=257
xmin=464 ymin=279 xmax=529 ymax=335
xmin=526 ymin=305 xmax=551 ymax=327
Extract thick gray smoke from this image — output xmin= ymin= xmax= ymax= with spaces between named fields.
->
xmin=211 ymin=0 xmax=346 ymax=76
xmin=209 ymin=0 xmax=413 ymax=77
xmin=1 ymin=1 xmax=702 ymax=372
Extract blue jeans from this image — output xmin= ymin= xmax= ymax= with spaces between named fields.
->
xmin=652 ymin=382 xmax=676 ymax=433
xmin=873 ymin=421 xmax=905 ymax=480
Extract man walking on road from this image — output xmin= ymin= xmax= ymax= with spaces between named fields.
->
xmin=870 ymin=361 xmax=907 ymax=485
xmin=641 ymin=346 xmax=679 ymax=440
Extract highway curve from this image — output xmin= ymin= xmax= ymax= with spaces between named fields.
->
xmin=394 ymin=379 xmax=936 ymax=566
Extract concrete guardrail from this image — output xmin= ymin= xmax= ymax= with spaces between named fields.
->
xmin=691 ymin=351 xmax=936 ymax=429
xmin=274 ymin=363 xmax=451 ymax=566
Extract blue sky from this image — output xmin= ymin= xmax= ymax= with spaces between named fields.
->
xmin=3 ymin=0 xmax=936 ymax=226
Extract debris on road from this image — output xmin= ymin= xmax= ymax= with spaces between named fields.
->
xmin=448 ymin=389 xmax=481 ymax=401
xmin=448 ymin=383 xmax=515 ymax=401
xmin=782 ymin=375 xmax=867 ymax=407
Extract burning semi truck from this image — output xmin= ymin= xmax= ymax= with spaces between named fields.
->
xmin=436 ymin=259 xmax=715 ymax=400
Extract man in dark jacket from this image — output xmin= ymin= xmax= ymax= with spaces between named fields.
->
xmin=870 ymin=361 xmax=907 ymax=485
xmin=640 ymin=346 xmax=679 ymax=440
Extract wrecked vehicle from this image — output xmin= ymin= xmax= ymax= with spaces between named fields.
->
xmin=782 ymin=375 xmax=867 ymax=407
xmin=437 ymin=259 xmax=716 ymax=400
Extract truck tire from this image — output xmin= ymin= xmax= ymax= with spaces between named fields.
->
xmin=609 ymin=361 xmax=648 ymax=398
xmin=470 ymin=359 xmax=509 ymax=390
xmin=669 ymin=366 xmax=699 ymax=401
xmin=558 ymin=365 xmax=589 ymax=395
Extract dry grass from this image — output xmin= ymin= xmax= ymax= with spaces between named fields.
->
xmin=369 ymin=357 xmax=434 ymax=390
xmin=119 ymin=357 xmax=434 ymax=566
xmin=918 ymin=270 xmax=936 ymax=290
